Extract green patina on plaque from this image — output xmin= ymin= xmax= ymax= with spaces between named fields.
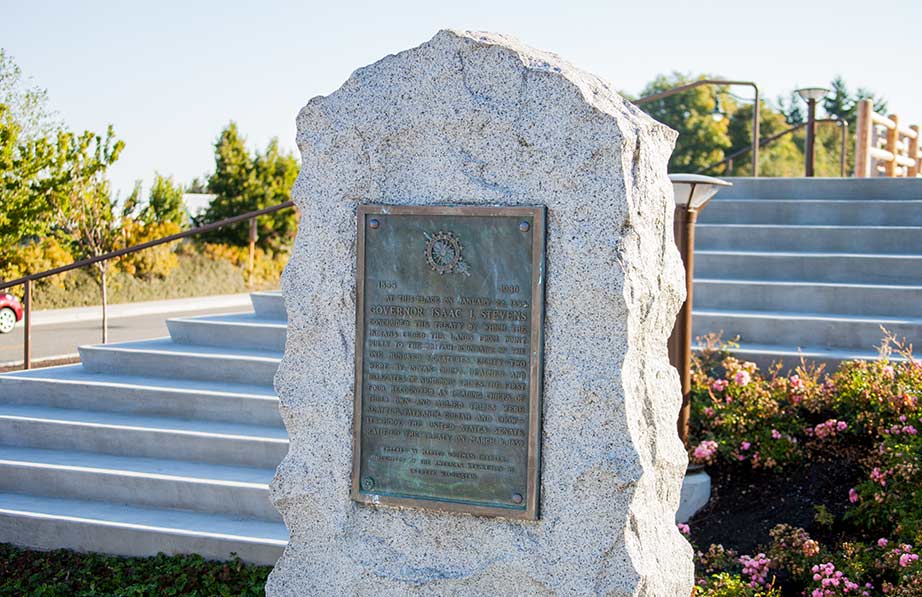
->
xmin=351 ymin=205 xmax=546 ymax=519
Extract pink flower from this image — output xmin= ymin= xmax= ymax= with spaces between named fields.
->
xmin=882 ymin=365 xmax=895 ymax=379
xmin=771 ymin=429 xmax=782 ymax=439
xmin=677 ymin=523 xmax=690 ymax=535
xmin=740 ymin=441 xmax=751 ymax=451
xmin=692 ymin=440 xmax=719 ymax=464
xmin=739 ymin=553 xmax=772 ymax=587
xmin=899 ymin=553 xmax=919 ymax=567
xmin=836 ymin=421 xmax=848 ymax=431
xmin=849 ymin=488 xmax=859 ymax=503
xmin=734 ymin=370 xmax=751 ymax=386
xmin=878 ymin=538 xmax=889 ymax=547
xmin=711 ymin=379 xmax=729 ymax=392
xmin=703 ymin=407 xmax=715 ymax=418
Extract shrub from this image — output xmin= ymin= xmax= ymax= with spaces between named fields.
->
xmin=0 ymin=543 xmax=269 ymax=596
xmin=115 ymin=219 xmax=181 ymax=279
xmin=0 ymin=237 xmax=73 ymax=297
xmin=201 ymin=242 xmax=287 ymax=290
xmin=688 ymin=331 xmax=922 ymax=594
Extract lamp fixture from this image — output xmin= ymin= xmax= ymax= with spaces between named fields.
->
xmin=795 ymin=87 xmax=829 ymax=102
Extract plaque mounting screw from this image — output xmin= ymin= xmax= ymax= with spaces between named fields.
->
xmin=511 ymin=493 xmax=524 ymax=504
xmin=361 ymin=477 xmax=375 ymax=491
xmin=518 ymin=221 xmax=530 ymax=233
xmin=368 ymin=218 xmax=380 ymax=229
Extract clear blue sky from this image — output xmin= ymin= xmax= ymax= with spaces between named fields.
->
xmin=4 ymin=0 xmax=921 ymax=196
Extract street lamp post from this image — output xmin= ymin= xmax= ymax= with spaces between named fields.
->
xmin=796 ymin=87 xmax=830 ymax=177
xmin=635 ymin=80 xmax=761 ymax=176
xmin=668 ymin=174 xmax=732 ymax=447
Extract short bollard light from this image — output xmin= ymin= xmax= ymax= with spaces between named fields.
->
xmin=668 ymin=174 xmax=732 ymax=449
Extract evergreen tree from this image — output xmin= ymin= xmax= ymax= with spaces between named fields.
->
xmin=142 ymin=172 xmax=187 ymax=227
xmin=201 ymin=122 xmax=299 ymax=250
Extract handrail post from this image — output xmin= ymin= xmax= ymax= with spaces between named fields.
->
xmin=909 ymin=125 xmax=920 ymax=178
xmin=839 ymin=121 xmax=848 ymax=177
xmin=248 ymin=217 xmax=258 ymax=288
xmin=885 ymin=114 xmax=899 ymax=177
xmin=751 ymin=86 xmax=760 ymax=177
xmin=23 ymin=280 xmax=31 ymax=370
xmin=855 ymin=99 xmax=873 ymax=177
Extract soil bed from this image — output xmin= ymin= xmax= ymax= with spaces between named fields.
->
xmin=689 ymin=457 xmax=863 ymax=556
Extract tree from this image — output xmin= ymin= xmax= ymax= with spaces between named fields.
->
xmin=141 ymin=172 xmax=187 ymax=227
xmin=48 ymin=126 xmax=126 ymax=343
xmin=823 ymin=76 xmax=887 ymax=129
xmin=635 ymin=73 xmax=732 ymax=173
xmin=725 ymin=103 xmax=803 ymax=177
xmin=0 ymin=103 xmax=53 ymax=256
xmin=0 ymin=48 xmax=60 ymax=141
xmin=201 ymin=122 xmax=299 ymax=251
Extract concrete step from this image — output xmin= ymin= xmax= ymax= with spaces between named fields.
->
xmin=695 ymin=251 xmax=922 ymax=285
xmin=0 ymin=447 xmax=278 ymax=521
xmin=715 ymin=341 xmax=888 ymax=374
xmin=697 ymin=199 xmax=922 ymax=226
xmin=695 ymin=279 xmax=922 ymax=318
xmin=0 ymin=404 xmax=287 ymax=468
xmin=167 ymin=313 xmax=287 ymax=352
xmin=695 ymin=224 xmax=922 ymax=254
xmin=250 ymin=291 xmax=286 ymax=321
xmin=0 ymin=366 xmax=281 ymax=427
xmin=0 ymin=492 xmax=286 ymax=564
xmin=79 ymin=339 xmax=281 ymax=386
xmin=693 ymin=309 xmax=922 ymax=353
xmin=715 ymin=177 xmax=922 ymax=201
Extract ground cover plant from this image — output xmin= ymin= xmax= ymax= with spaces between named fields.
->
xmin=686 ymin=333 xmax=922 ymax=596
xmin=0 ymin=544 xmax=270 ymax=596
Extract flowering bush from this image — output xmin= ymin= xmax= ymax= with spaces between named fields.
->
xmin=687 ymin=332 xmax=922 ymax=595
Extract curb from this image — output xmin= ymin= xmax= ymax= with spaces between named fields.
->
xmin=23 ymin=293 xmax=255 ymax=328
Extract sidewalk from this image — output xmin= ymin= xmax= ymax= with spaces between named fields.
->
xmin=26 ymin=293 xmax=253 ymax=327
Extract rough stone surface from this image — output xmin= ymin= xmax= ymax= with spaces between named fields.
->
xmin=269 ymin=29 xmax=691 ymax=596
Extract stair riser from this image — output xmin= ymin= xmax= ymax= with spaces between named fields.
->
xmin=693 ymin=314 xmax=921 ymax=352
xmin=0 ymin=464 xmax=279 ymax=521
xmin=79 ymin=348 xmax=279 ymax=386
xmin=696 ymin=226 xmax=922 ymax=254
xmin=698 ymin=201 xmax=922 ymax=226
xmin=251 ymin=293 xmax=286 ymax=320
xmin=167 ymin=319 xmax=286 ymax=352
xmin=695 ymin=253 xmax=922 ymax=285
xmin=716 ymin=177 xmax=922 ymax=201
xmin=695 ymin=282 xmax=922 ymax=317
xmin=697 ymin=347 xmax=850 ymax=374
xmin=0 ymin=512 xmax=284 ymax=565
xmin=0 ymin=378 xmax=282 ymax=427
xmin=0 ymin=418 xmax=287 ymax=469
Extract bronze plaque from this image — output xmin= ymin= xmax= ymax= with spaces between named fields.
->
xmin=352 ymin=205 xmax=546 ymax=519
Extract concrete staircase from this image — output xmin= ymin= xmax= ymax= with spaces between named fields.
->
xmin=0 ymin=291 xmax=288 ymax=565
xmin=694 ymin=178 xmax=922 ymax=371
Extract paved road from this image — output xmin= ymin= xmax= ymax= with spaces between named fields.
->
xmin=0 ymin=305 xmax=251 ymax=366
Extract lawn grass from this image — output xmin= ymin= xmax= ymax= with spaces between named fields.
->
xmin=0 ymin=543 xmax=270 ymax=596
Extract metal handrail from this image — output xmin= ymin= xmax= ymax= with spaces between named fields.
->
xmin=635 ymin=79 xmax=761 ymax=177
xmin=2 ymin=199 xmax=295 ymax=369
xmin=698 ymin=118 xmax=848 ymax=177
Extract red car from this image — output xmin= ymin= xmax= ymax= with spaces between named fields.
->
xmin=0 ymin=292 xmax=23 ymax=334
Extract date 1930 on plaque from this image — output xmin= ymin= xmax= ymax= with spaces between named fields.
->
xmin=352 ymin=205 xmax=546 ymax=519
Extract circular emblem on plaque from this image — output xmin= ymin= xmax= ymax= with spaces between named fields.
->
xmin=424 ymin=231 xmax=463 ymax=274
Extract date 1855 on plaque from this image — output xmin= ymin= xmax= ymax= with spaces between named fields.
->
xmin=352 ymin=204 xmax=546 ymax=519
